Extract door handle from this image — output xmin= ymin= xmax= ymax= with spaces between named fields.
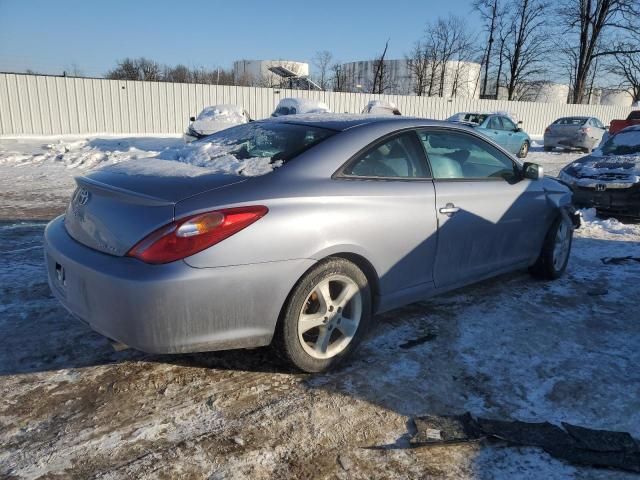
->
xmin=439 ymin=203 xmax=460 ymax=215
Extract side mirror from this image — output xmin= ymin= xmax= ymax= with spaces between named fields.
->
xmin=514 ymin=127 xmax=522 ymax=132
xmin=522 ymin=162 xmax=543 ymax=180
xmin=189 ymin=116 xmax=196 ymax=122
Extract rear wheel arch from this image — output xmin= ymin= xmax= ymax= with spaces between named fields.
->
xmin=330 ymin=253 xmax=381 ymax=312
xmin=276 ymin=252 xmax=381 ymax=326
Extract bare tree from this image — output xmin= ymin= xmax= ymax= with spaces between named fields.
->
xmin=371 ymin=40 xmax=390 ymax=94
xmin=106 ymin=58 xmax=140 ymax=80
xmin=424 ymin=15 xmax=476 ymax=97
xmin=608 ymin=43 xmax=640 ymax=103
xmin=330 ymin=63 xmax=351 ymax=92
xmin=137 ymin=58 xmax=161 ymax=81
xmin=406 ymin=41 xmax=430 ymax=96
xmin=474 ymin=0 xmax=504 ymax=97
xmin=312 ymin=51 xmax=333 ymax=90
xmin=502 ymin=0 xmax=549 ymax=100
xmin=557 ymin=0 xmax=640 ymax=103
xmin=164 ymin=64 xmax=191 ymax=83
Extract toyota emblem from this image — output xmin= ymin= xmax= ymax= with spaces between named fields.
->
xmin=75 ymin=188 xmax=90 ymax=206
xmin=595 ymin=184 xmax=606 ymax=192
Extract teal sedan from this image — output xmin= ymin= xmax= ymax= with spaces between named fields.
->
xmin=448 ymin=112 xmax=531 ymax=158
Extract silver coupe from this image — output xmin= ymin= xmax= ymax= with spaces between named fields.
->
xmin=45 ymin=116 xmax=577 ymax=372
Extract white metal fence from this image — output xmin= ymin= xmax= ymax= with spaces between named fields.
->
xmin=0 ymin=72 xmax=636 ymax=136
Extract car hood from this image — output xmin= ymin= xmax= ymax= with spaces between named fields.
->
xmin=565 ymin=153 xmax=640 ymax=178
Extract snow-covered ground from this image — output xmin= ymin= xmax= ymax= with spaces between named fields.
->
xmin=1 ymin=135 xmax=639 ymax=479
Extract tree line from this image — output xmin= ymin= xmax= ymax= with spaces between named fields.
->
xmin=102 ymin=0 xmax=640 ymax=104
xmin=315 ymin=0 xmax=640 ymax=104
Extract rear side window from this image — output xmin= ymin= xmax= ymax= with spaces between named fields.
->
xmin=343 ymin=132 xmax=431 ymax=178
xmin=418 ymin=129 xmax=517 ymax=181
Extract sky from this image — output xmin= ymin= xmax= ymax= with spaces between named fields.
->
xmin=0 ymin=0 xmax=478 ymax=77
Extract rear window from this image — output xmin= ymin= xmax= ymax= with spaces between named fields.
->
xmin=554 ymin=117 xmax=587 ymax=126
xmin=463 ymin=113 xmax=488 ymax=124
xmin=203 ymin=122 xmax=336 ymax=163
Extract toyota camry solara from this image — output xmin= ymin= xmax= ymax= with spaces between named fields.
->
xmin=44 ymin=116 xmax=578 ymax=372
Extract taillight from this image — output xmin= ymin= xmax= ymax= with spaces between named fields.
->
xmin=127 ymin=205 xmax=268 ymax=264
xmin=545 ymin=127 xmax=550 ymax=133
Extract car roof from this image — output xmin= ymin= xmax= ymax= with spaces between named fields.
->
xmin=264 ymin=113 xmax=455 ymax=132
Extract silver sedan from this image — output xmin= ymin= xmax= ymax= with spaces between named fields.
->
xmin=544 ymin=116 xmax=607 ymax=153
xmin=45 ymin=116 xmax=577 ymax=372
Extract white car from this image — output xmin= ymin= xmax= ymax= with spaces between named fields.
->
xmin=185 ymin=104 xmax=251 ymax=142
xmin=271 ymin=98 xmax=330 ymax=117
xmin=362 ymin=100 xmax=401 ymax=116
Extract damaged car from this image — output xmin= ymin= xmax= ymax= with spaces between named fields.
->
xmin=44 ymin=116 xmax=577 ymax=373
xmin=559 ymin=125 xmax=640 ymax=218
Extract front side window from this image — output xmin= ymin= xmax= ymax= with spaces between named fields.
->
xmin=418 ymin=129 xmax=518 ymax=181
xmin=487 ymin=116 xmax=503 ymax=130
xmin=344 ymin=132 xmax=430 ymax=178
xmin=501 ymin=117 xmax=517 ymax=131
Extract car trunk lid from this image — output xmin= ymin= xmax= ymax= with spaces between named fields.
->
xmin=64 ymin=164 xmax=247 ymax=256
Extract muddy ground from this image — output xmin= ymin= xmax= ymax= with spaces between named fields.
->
xmin=1 ymin=144 xmax=640 ymax=479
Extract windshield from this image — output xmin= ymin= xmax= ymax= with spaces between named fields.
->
xmin=600 ymin=130 xmax=640 ymax=156
xmin=202 ymin=121 xmax=336 ymax=163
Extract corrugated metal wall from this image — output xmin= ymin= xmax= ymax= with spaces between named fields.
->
xmin=0 ymin=73 xmax=636 ymax=136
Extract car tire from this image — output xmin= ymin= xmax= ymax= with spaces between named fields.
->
xmin=529 ymin=211 xmax=573 ymax=280
xmin=517 ymin=141 xmax=530 ymax=158
xmin=543 ymin=146 xmax=553 ymax=152
xmin=274 ymin=258 xmax=372 ymax=373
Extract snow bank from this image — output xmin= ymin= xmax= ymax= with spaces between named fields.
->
xmin=579 ymin=208 xmax=636 ymax=235
xmin=0 ymin=135 xmax=280 ymax=178
xmin=0 ymin=138 xmax=171 ymax=170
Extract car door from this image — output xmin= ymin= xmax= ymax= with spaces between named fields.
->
xmin=338 ymin=130 xmax=439 ymax=302
xmin=483 ymin=115 xmax=507 ymax=149
xmin=417 ymin=127 xmax=548 ymax=289
xmin=500 ymin=116 xmax=521 ymax=153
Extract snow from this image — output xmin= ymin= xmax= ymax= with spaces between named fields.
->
xmin=363 ymin=100 xmax=400 ymax=115
xmin=272 ymin=97 xmax=330 ymax=116
xmin=188 ymin=104 xmax=249 ymax=136
xmin=0 ymin=134 xmax=281 ymax=181
xmin=1 ymin=136 xmax=640 ymax=479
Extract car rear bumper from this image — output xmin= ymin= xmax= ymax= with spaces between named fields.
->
xmin=572 ymin=186 xmax=640 ymax=217
xmin=544 ymin=134 xmax=593 ymax=149
xmin=44 ymin=216 xmax=315 ymax=354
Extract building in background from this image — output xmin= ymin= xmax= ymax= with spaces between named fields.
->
xmin=525 ymin=82 xmax=570 ymax=104
xmin=233 ymin=60 xmax=309 ymax=88
xmin=340 ymin=59 xmax=481 ymax=98
xmin=600 ymin=88 xmax=635 ymax=107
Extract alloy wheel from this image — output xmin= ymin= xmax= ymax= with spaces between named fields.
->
xmin=297 ymin=275 xmax=362 ymax=360
xmin=552 ymin=219 xmax=571 ymax=270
